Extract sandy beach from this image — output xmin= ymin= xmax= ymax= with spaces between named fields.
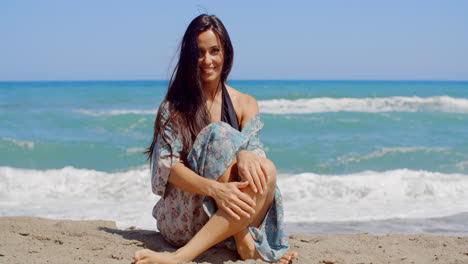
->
xmin=0 ymin=217 xmax=467 ymax=264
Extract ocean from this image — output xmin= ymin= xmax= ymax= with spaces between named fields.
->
xmin=1 ymin=80 xmax=468 ymax=236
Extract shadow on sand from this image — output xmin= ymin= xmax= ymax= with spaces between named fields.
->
xmin=100 ymin=227 xmax=239 ymax=264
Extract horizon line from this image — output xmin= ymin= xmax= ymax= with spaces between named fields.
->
xmin=1 ymin=78 xmax=468 ymax=83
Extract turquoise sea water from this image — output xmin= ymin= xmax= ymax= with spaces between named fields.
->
xmin=2 ymin=80 xmax=467 ymax=174
xmin=1 ymin=80 xmax=468 ymax=234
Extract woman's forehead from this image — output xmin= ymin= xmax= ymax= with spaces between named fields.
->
xmin=197 ymin=30 xmax=221 ymax=48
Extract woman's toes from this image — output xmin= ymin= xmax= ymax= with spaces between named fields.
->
xmin=134 ymin=252 xmax=141 ymax=262
xmin=134 ymin=249 xmax=151 ymax=261
xmin=278 ymin=256 xmax=290 ymax=263
xmin=277 ymin=251 xmax=298 ymax=264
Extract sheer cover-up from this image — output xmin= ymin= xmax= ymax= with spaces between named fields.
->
xmin=151 ymin=103 xmax=289 ymax=262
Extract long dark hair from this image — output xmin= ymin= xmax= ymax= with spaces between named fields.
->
xmin=146 ymin=14 xmax=234 ymax=165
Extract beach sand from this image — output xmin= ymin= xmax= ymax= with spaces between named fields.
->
xmin=1 ymin=217 xmax=467 ymax=264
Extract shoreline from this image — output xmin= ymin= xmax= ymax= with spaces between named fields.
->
xmin=283 ymin=212 xmax=468 ymax=237
xmin=1 ymin=217 xmax=468 ymax=264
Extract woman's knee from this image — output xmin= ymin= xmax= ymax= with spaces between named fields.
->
xmin=189 ymin=122 xmax=243 ymax=180
xmin=200 ymin=122 xmax=241 ymax=149
xmin=261 ymin=158 xmax=277 ymax=188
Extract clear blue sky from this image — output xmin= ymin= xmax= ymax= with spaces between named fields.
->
xmin=1 ymin=0 xmax=467 ymax=81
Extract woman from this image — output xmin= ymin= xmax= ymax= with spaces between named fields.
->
xmin=135 ymin=14 xmax=297 ymax=264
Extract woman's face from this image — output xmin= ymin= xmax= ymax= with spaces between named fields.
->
xmin=197 ymin=30 xmax=224 ymax=85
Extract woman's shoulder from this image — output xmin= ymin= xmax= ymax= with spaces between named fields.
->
xmin=225 ymin=84 xmax=259 ymax=127
xmin=225 ymin=85 xmax=254 ymax=103
xmin=158 ymin=101 xmax=171 ymax=119
xmin=156 ymin=101 xmax=177 ymax=128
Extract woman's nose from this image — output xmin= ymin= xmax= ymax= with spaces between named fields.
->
xmin=201 ymin=53 xmax=212 ymax=65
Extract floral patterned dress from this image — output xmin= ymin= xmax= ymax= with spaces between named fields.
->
xmin=151 ymin=103 xmax=289 ymax=262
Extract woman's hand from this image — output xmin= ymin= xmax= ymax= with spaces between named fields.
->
xmin=212 ymin=181 xmax=256 ymax=220
xmin=237 ymin=150 xmax=268 ymax=194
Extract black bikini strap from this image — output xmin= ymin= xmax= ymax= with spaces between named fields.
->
xmin=221 ymin=84 xmax=240 ymax=131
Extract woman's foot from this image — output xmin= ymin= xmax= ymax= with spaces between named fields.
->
xmin=134 ymin=249 xmax=187 ymax=264
xmin=134 ymin=248 xmax=297 ymax=264
xmin=235 ymin=228 xmax=298 ymax=263
xmin=277 ymin=251 xmax=298 ymax=264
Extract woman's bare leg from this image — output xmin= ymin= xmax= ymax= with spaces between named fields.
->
xmin=135 ymin=158 xmax=296 ymax=264
xmin=229 ymin=159 xmax=296 ymax=262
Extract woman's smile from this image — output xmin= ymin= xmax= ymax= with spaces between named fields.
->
xmin=201 ymin=66 xmax=216 ymax=74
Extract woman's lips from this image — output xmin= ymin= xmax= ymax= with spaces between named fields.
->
xmin=201 ymin=67 xmax=216 ymax=74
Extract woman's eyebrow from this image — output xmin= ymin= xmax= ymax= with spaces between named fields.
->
xmin=199 ymin=45 xmax=219 ymax=51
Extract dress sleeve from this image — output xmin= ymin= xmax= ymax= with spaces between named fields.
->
xmin=151 ymin=103 xmax=182 ymax=197
xmin=240 ymin=114 xmax=267 ymax=158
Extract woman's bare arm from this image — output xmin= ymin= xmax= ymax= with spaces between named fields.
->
xmin=236 ymin=94 xmax=269 ymax=194
xmin=168 ymin=162 xmax=255 ymax=219
xmin=168 ymin=162 xmax=217 ymax=197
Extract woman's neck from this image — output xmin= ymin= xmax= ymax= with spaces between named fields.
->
xmin=203 ymin=81 xmax=222 ymax=101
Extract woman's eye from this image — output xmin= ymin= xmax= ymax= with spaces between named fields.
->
xmin=211 ymin=48 xmax=220 ymax=54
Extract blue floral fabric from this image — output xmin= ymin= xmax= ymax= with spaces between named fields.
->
xmin=151 ymin=103 xmax=289 ymax=262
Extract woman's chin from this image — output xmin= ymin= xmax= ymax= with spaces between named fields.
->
xmin=201 ymin=75 xmax=220 ymax=84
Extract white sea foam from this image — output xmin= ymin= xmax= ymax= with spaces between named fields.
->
xmin=278 ymin=169 xmax=468 ymax=223
xmin=456 ymin=160 xmax=468 ymax=170
xmin=258 ymin=96 xmax=468 ymax=114
xmin=1 ymin=166 xmax=467 ymax=229
xmin=0 ymin=166 xmax=152 ymax=201
xmin=0 ymin=165 xmax=157 ymax=229
xmin=1 ymin=137 xmax=34 ymax=149
xmin=129 ymin=118 xmax=148 ymax=129
xmin=72 ymin=96 xmax=468 ymax=116
xmin=337 ymin=146 xmax=447 ymax=164
xmin=72 ymin=109 xmax=156 ymax=116
xmin=126 ymin=147 xmax=147 ymax=154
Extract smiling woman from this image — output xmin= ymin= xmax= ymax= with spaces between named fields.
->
xmin=134 ymin=14 xmax=297 ymax=264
